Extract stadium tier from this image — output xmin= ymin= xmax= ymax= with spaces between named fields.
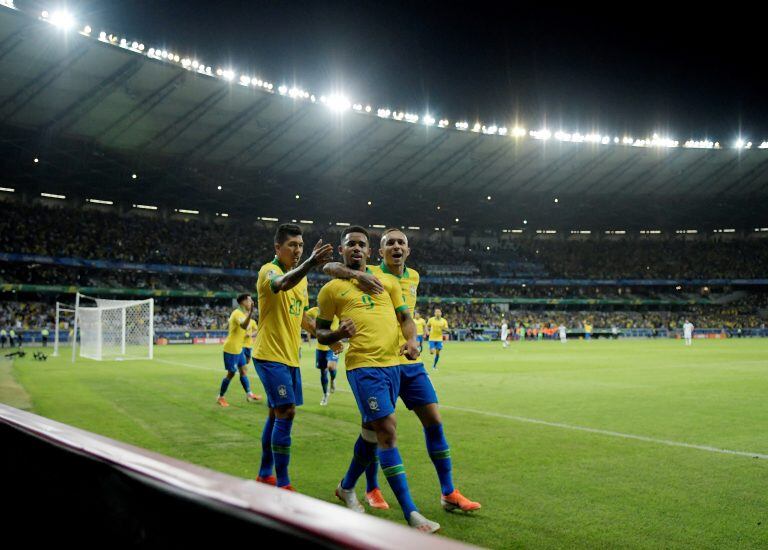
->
xmin=1 ymin=3 xmax=767 ymax=548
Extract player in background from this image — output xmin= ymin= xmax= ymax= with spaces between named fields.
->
xmin=305 ymin=306 xmax=343 ymax=406
xmin=253 ymin=224 xmax=334 ymax=490
xmin=413 ymin=311 xmax=427 ymax=352
xmin=559 ymin=323 xmax=567 ymax=343
xmin=217 ymin=294 xmax=262 ymax=407
xmin=427 ymin=309 xmax=449 ymax=370
xmin=0 ymin=328 xmax=7 ymax=348
xmin=324 ymin=228 xmax=480 ymax=514
xmin=584 ymin=320 xmax=593 ymax=341
xmin=683 ymin=319 xmax=694 ymax=346
xmin=317 ymin=226 xmax=440 ymax=533
xmin=500 ymin=319 xmax=509 ymax=348
xmin=243 ymin=316 xmax=257 ymax=363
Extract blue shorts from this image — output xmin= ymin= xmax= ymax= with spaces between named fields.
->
xmin=254 ymin=360 xmax=303 ymax=408
xmin=315 ymin=349 xmax=339 ymax=369
xmin=429 ymin=340 xmax=443 ymax=351
xmin=223 ymin=351 xmax=247 ymax=373
xmin=417 ymin=335 xmax=424 ymax=344
xmin=243 ymin=347 xmax=252 ymax=362
xmin=347 ymin=366 xmax=401 ymax=423
xmin=399 ymin=363 xmax=438 ymax=409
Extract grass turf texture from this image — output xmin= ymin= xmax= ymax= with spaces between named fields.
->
xmin=6 ymin=339 xmax=768 ymax=549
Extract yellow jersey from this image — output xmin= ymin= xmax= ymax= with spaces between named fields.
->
xmin=223 ymin=308 xmax=248 ymax=354
xmin=427 ymin=316 xmax=449 ymax=341
xmin=252 ymin=258 xmax=309 ymax=367
xmin=305 ymin=306 xmax=339 ymax=352
xmin=414 ymin=317 xmax=426 ymax=337
xmin=316 ymin=268 xmax=408 ymax=370
xmin=243 ymin=318 xmax=258 ymax=349
xmin=369 ymin=262 xmax=421 ymax=365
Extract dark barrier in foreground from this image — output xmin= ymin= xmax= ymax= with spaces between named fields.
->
xmin=0 ymin=404 xmax=476 ymax=549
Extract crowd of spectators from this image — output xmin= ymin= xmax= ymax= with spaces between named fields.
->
xmin=3 ymin=299 xmax=764 ymax=334
xmin=2 ymin=202 xmax=767 ymax=279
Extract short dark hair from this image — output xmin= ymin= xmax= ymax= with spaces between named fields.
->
xmin=341 ymin=225 xmax=369 ymax=243
xmin=236 ymin=293 xmax=251 ymax=304
xmin=274 ymin=223 xmax=302 ymax=245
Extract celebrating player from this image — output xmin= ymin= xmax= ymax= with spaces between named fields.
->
xmin=427 ymin=309 xmax=449 ymax=370
xmin=252 ymin=224 xmax=333 ymax=490
xmin=316 ymin=226 xmax=440 ymax=533
xmin=217 ymin=293 xmax=262 ymax=407
xmin=305 ymin=306 xmax=343 ymax=405
xmin=324 ymin=227 xmax=480 ymax=515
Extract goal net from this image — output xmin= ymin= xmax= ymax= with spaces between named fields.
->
xmin=72 ymin=294 xmax=154 ymax=361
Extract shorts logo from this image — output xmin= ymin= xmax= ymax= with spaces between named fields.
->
xmin=277 ymin=385 xmax=288 ymax=398
xmin=367 ymin=397 xmax=380 ymax=411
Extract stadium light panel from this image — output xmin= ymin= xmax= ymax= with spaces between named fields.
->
xmin=454 ymin=218 xmax=459 ymax=222
xmin=48 ymin=10 xmax=75 ymax=30
xmin=408 ymin=226 xmax=420 ymax=230
xmin=217 ymin=185 xmax=222 ymax=190
xmin=33 ymin=157 xmax=39 ymax=163
xmin=86 ymin=198 xmax=113 ymax=205
xmin=41 ymin=192 xmax=65 ymax=199
xmin=133 ymin=204 xmax=157 ymax=210
xmin=326 ymin=95 xmax=351 ymax=112
xmin=523 ymin=219 xmax=528 ymax=224
xmin=0 ymin=187 xmax=15 ymax=193
xmin=295 ymin=194 xmax=300 ymax=199
xmin=176 ymin=209 xmax=199 ymax=215
xmin=365 ymin=105 xmax=372 ymax=112
xmin=371 ymin=224 xmax=386 ymax=228
xmin=512 ymin=127 xmax=527 ymax=137
xmin=472 ymin=123 xmax=481 ymax=133
xmin=455 ymin=122 xmax=469 ymax=131
xmin=299 ymin=219 xmax=314 ymax=224
xmin=554 ymin=198 xmax=559 ymax=203
xmin=1 ymin=1 xmax=16 ymax=8
xmin=487 ymin=196 xmax=492 ymax=200
xmin=81 ymin=25 xmax=91 ymax=35
xmin=258 ymin=216 xmax=278 ymax=221
xmin=220 ymin=213 xmax=229 ymax=217
xmin=367 ymin=201 xmax=372 ymax=205
xmin=335 ymin=222 xmax=350 ymax=226
xmin=423 ymin=115 xmax=436 ymax=126
xmin=131 ymin=173 xmax=137 ymax=179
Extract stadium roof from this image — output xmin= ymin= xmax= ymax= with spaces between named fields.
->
xmin=1 ymin=6 xmax=767 ymax=230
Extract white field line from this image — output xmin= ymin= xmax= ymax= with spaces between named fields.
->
xmin=155 ymin=358 xmax=768 ymax=461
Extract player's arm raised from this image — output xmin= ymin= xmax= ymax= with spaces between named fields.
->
xmin=271 ymin=240 xmax=334 ymax=293
xmin=322 ymin=262 xmax=384 ymax=294
xmin=238 ymin=304 xmax=254 ymax=330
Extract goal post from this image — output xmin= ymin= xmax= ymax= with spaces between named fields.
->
xmin=53 ymin=301 xmax=76 ymax=357
xmin=72 ymin=293 xmax=154 ymax=362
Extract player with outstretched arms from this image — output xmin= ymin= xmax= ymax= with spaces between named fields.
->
xmin=252 ymin=224 xmax=333 ymax=490
xmin=316 ymin=226 xmax=441 ymax=533
xmin=323 ymin=227 xmax=480 ymax=515
xmin=217 ymin=293 xmax=262 ymax=407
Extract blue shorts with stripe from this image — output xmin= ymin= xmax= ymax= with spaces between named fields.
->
xmin=254 ymin=359 xmax=303 ymax=408
xmin=223 ymin=350 xmax=247 ymax=373
xmin=428 ymin=340 xmax=443 ymax=351
xmin=399 ymin=363 xmax=438 ymax=409
xmin=315 ymin=349 xmax=339 ymax=369
xmin=243 ymin=347 xmax=252 ymax=363
xmin=346 ymin=366 xmax=400 ymax=423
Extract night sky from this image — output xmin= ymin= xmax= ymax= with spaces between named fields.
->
xmin=21 ymin=1 xmax=768 ymax=141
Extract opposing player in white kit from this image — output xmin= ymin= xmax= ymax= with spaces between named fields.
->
xmin=500 ymin=320 xmax=509 ymax=348
xmin=683 ymin=320 xmax=694 ymax=346
xmin=558 ymin=324 xmax=567 ymax=343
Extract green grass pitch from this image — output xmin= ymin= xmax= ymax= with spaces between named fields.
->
xmin=5 ymin=339 xmax=768 ymax=548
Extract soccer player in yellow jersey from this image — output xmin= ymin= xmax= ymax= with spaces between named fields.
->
xmin=305 ymin=306 xmax=343 ymax=406
xmin=413 ymin=311 xmax=427 ymax=352
xmin=324 ymin=228 xmax=480 ymax=514
xmin=217 ymin=294 xmax=262 ymax=407
xmin=316 ymin=226 xmax=440 ymax=533
xmin=427 ymin=309 xmax=449 ymax=370
xmin=253 ymin=224 xmax=333 ymax=490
